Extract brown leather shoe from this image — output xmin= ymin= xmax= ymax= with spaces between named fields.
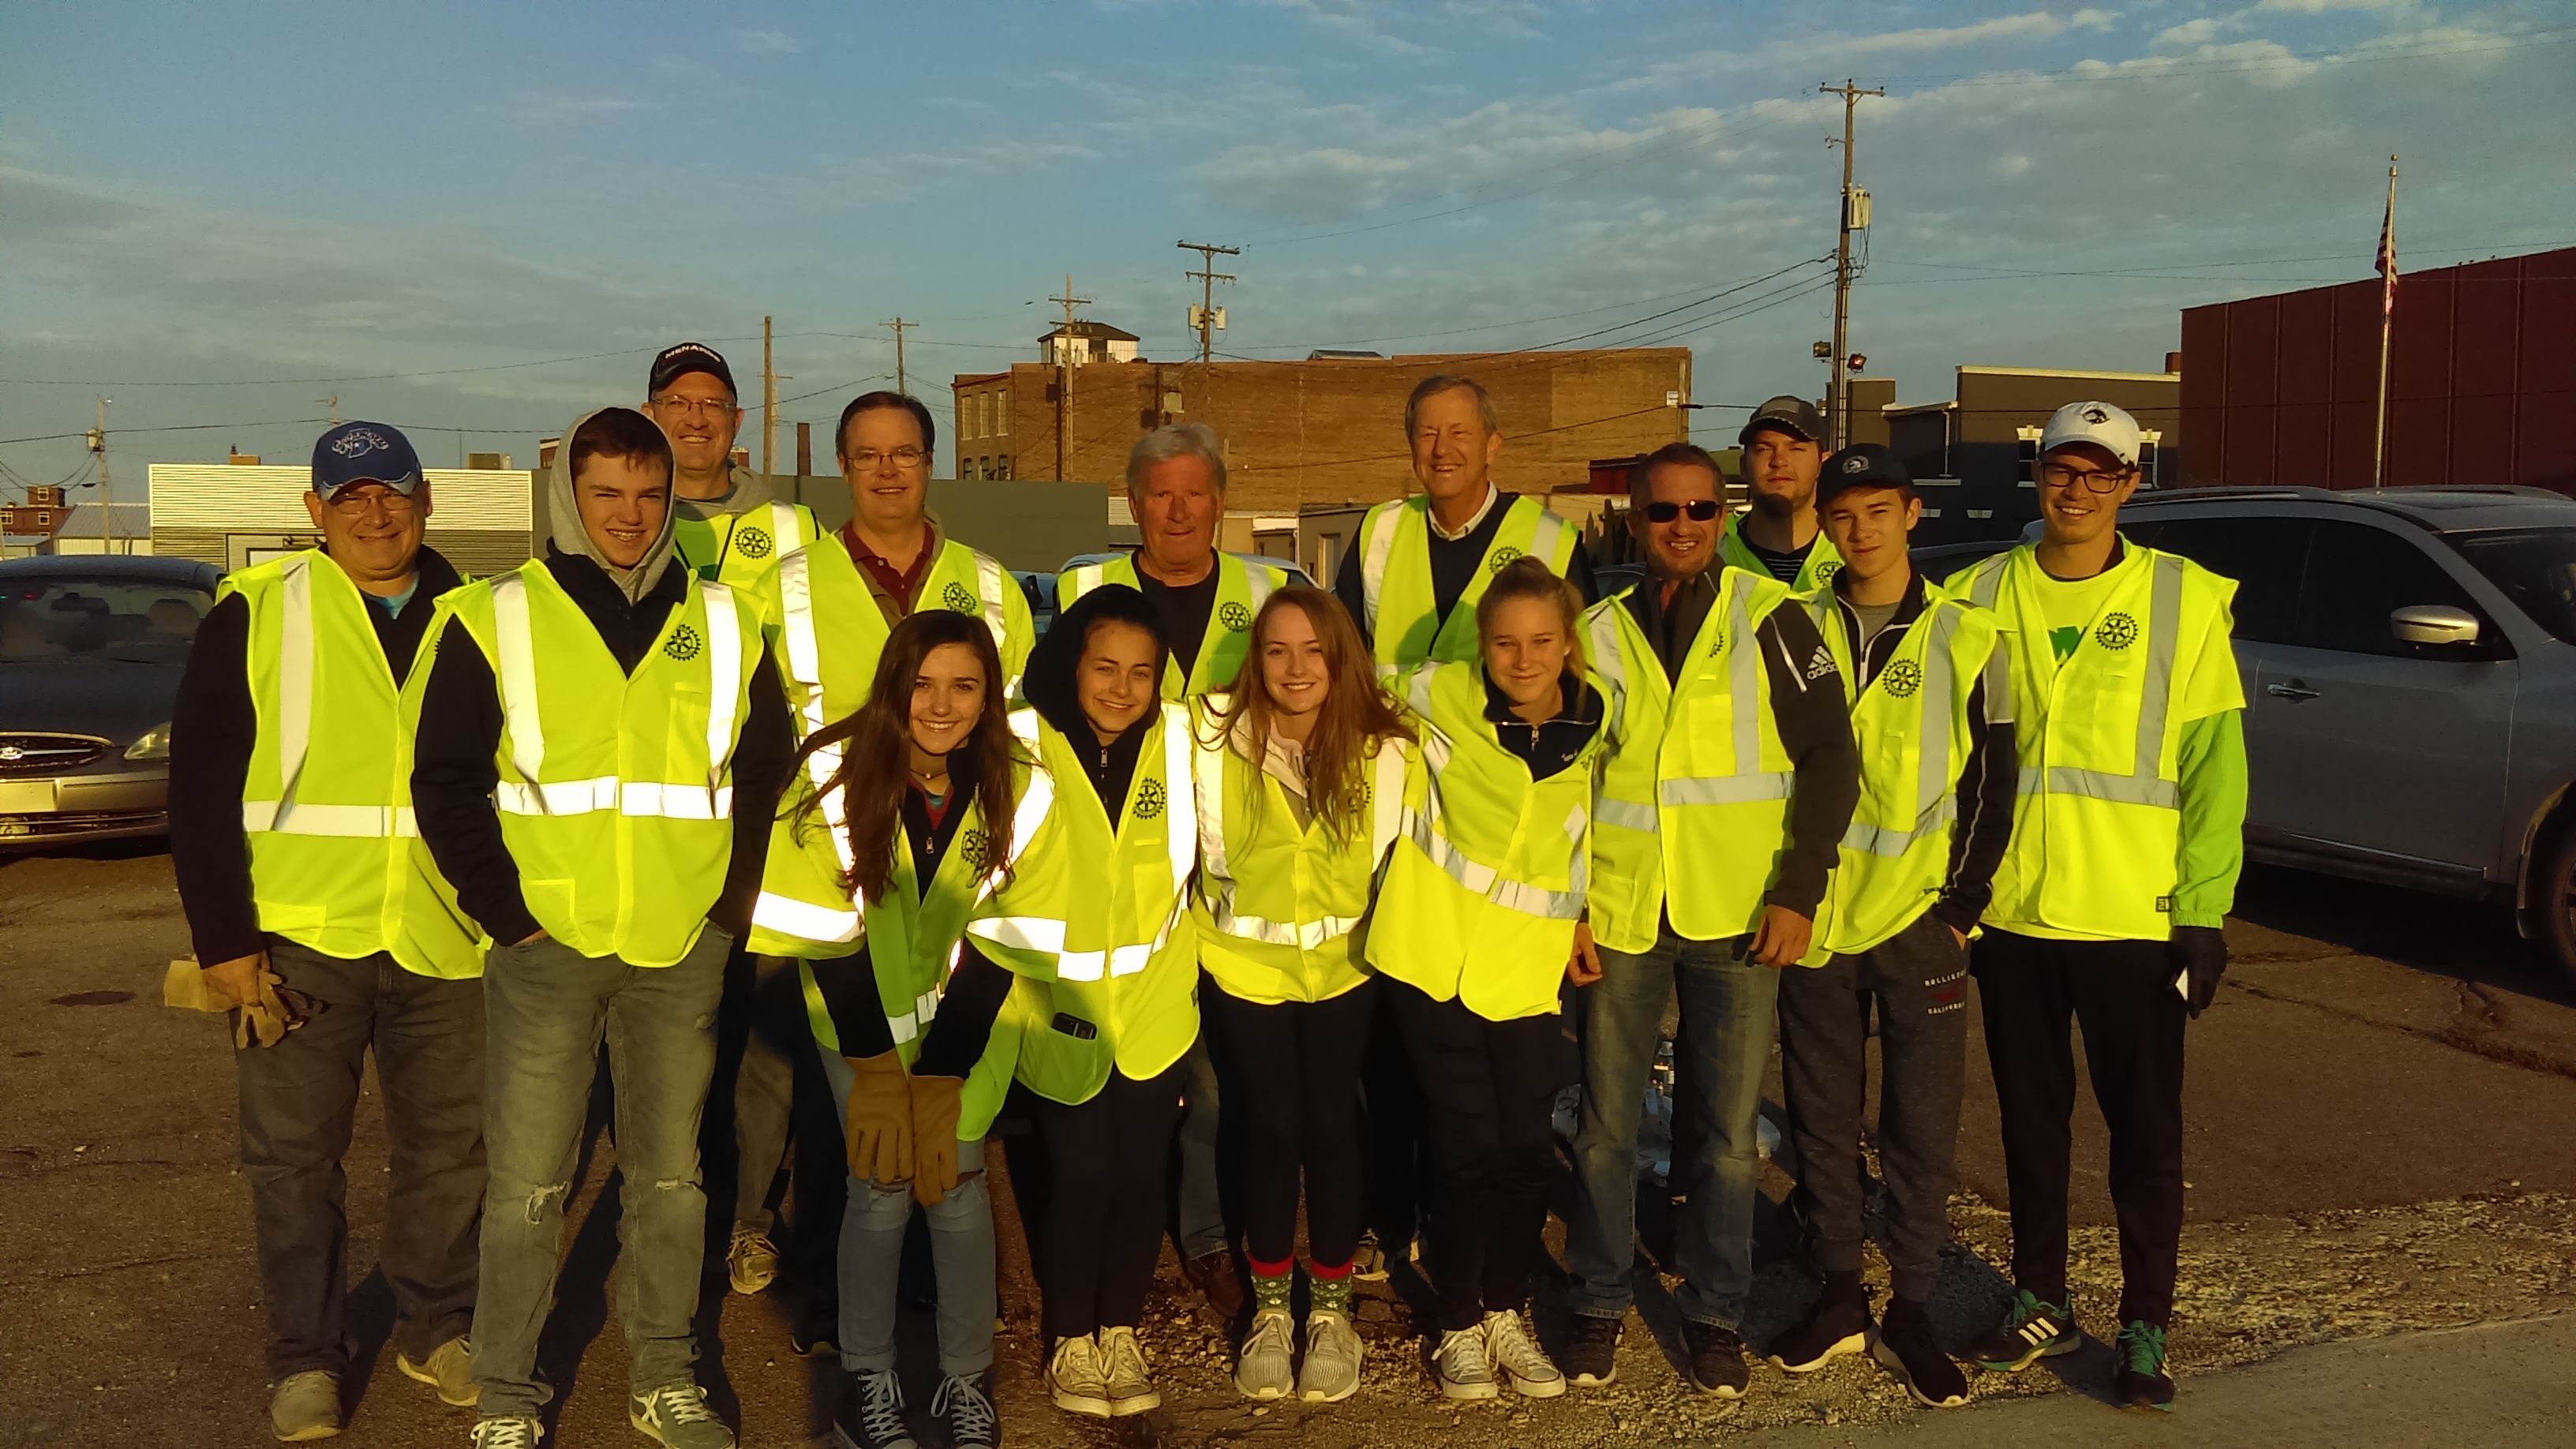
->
xmin=1181 ymin=1249 xmax=1247 ymax=1319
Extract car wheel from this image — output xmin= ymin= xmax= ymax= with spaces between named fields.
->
xmin=2538 ymin=828 xmax=2576 ymax=988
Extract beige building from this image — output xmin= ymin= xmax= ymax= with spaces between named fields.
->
xmin=148 ymin=461 xmax=536 ymax=575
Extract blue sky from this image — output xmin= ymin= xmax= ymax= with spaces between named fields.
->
xmin=5 ymin=0 xmax=2573 ymax=489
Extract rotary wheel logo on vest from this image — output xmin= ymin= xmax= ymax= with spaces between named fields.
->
xmin=1487 ymin=546 xmax=1523 ymax=574
xmin=1881 ymin=658 xmax=1923 ymax=698
xmin=942 ymin=582 xmax=979 ymax=615
xmin=1705 ymin=629 xmax=1727 ymax=657
xmin=664 ymin=623 xmax=704 ymax=661
xmin=2094 ymin=611 xmax=2140 ymax=651
xmin=1814 ymin=559 xmax=1841 ymax=585
xmin=1133 ymin=777 xmax=1166 ymax=820
xmin=1219 ymin=601 xmax=1252 ymax=632
xmin=733 ymin=526 xmax=773 ymax=560
xmin=959 ymin=827 xmax=993 ymax=874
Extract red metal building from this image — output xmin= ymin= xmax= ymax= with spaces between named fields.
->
xmin=2178 ymin=245 xmax=2576 ymax=494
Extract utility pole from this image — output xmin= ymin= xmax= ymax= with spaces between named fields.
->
xmin=881 ymin=316 xmax=916 ymax=395
xmin=1050 ymin=274 xmax=1091 ymax=482
xmin=1822 ymin=79 xmax=1882 ymax=451
xmin=89 ymin=398 xmax=110 ymax=554
xmin=318 ymin=393 xmax=339 ymax=425
xmin=760 ymin=316 xmax=777 ymax=477
xmin=1178 ymin=241 xmax=1239 ymax=365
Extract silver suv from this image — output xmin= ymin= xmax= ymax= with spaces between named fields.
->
xmin=2101 ymin=485 xmax=2576 ymax=983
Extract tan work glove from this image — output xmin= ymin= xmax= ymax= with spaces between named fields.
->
xmin=909 ymin=1074 xmax=966 ymax=1205
xmin=843 ymin=1051 xmax=914 ymax=1189
xmin=170 ymin=953 xmax=320 ymax=1048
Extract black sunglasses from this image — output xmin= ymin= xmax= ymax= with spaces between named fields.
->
xmin=1642 ymin=499 xmax=1721 ymax=523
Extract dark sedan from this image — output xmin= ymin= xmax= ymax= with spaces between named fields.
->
xmin=0 ymin=554 xmax=220 ymax=848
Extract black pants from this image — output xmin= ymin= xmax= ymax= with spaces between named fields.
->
xmin=706 ymin=949 xmax=844 ymax=1322
xmin=1203 ymin=979 xmax=1377 ymax=1269
xmin=238 ymin=938 xmax=485 ymax=1377
xmin=1974 ymin=928 xmax=2188 ymax=1329
xmin=1037 ymin=1059 xmax=1188 ymax=1339
xmin=1384 ymin=977 xmax=1561 ymax=1331
xmin=1359 ymin=994 xmax=1429 ymax=1248
xmin=1777 ymin=911 xmax=1970 ymax=1304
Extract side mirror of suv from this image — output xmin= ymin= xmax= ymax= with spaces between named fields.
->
xmin=2391 ymin=605 xmax=2481 ymax=646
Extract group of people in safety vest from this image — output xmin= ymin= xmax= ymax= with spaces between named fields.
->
xmin=169 ymin=340 xmax=2246 ymax=1449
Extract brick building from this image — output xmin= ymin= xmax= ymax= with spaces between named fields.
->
xmin=949 ymin=337 xmax=1691 ymax=512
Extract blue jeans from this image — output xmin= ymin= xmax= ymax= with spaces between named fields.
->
xmin=469 ymin=927 xmax=728 ymax=1420
xmin=818 ymin=1050 xmax=996 ymax=1378
xmin=1566 ymin=928 xmax=1779 ymax=1329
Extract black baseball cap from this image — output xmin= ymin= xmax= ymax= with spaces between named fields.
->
xmin=1814 ymin=443 xmax=1911 ymax=509
xmin=1739 ymin=394 xmax=1825 ymax=446
xmin=648 ymin=342 xmax=737 ymax=399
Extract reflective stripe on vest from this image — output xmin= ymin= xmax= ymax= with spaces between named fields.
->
xmin=1591 ymin=581 xmax=1792 ymax=817
xmin=238 ymin=554 xmax=422 ymax=838
xmin=1358 ymin=497 xmax=1573 ymax=669
xmin=1190 ymin=724 xmax=1405 ymax=949
xmin=1808 ymin=593 xmax=1964 ymax=858
xmin=1399 ymin=665 xmax=1589 ymax=922
xmin=974 ymin=707 xmax=1193 ymax=982
xmin=1976 ymin=552 xmax=2187 ymax=813
xmin=489 ymin=571 xmax=743 ymax=819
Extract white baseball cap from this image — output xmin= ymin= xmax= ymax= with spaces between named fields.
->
xmin=2040 ymin=400 xmax=2141 ymax=468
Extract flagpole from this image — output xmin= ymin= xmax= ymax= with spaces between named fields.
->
xmin=2373 ymin=154 xmax=2398 ymax=491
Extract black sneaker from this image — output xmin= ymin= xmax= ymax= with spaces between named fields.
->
xmin=931 ymin=1372 xmax=1000 ymax=1449
xmin=1766 ymin=1294 xmax=1871 ymax=1372
xmin=1561 ymin=1314 xmax=1620 ymax=1387
xmin=2114 ymin=1321 xmax=2175 ymax=1412
xmin=1871 ymin=1297 xmax=1968 ymax=1408
xmin=1966 ymin=1289 xmax=2078 ymax=1372
xmin=1681 ymin=1320 xmax=1750 ymax=1398
xmin=833 ymin=1367 xmax=916 ymax=1449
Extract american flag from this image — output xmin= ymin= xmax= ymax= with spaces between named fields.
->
xmin=2377 ymin=158 xmax=2398 ymax=320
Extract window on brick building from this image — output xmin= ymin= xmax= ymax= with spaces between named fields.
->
xmin=995 ymin=391 xmax=1009 ymax=436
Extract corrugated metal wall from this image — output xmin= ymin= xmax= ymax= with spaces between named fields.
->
xmin=2180 ymin=246 xmax=2576 ymax=493
xmin=148 ymin=465 xmax=536 ymax=576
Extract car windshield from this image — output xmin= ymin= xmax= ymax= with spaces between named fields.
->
xmin=2449 ymin=527 xmax=2576 ymax=646
xmin=0 ymin=577 xmax=211 ymax=663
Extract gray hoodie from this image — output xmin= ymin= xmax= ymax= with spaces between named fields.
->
xmin=549 ymin=406 xmax=680 ymax=604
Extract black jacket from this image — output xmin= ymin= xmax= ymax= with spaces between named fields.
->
xmin=1822 ymin=567 xmax=2017 ymax=935
xmin=410 ymin=548 xmax=793 ymax=949
xmin=169 ymin=547 xmax=464 ymax=965
xmin=1020 ymin=582 xmax=1166 ymax=816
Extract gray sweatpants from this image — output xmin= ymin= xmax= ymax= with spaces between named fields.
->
xmin=1776 ymin=909 xmax=1971 ymax=1304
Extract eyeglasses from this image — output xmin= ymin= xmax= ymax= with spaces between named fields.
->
xmin=1642 ymin=499 xmax=1721 ymax=523
xmin=2039 ymin=461 xmax=2136 ymax=493
xmin=324 ymin=489 xmax=417 ymax=516
xmin=848 ymin=447 xmax=928 ymax=470
xmin=650 ymin=395 xmax=736 ymax=417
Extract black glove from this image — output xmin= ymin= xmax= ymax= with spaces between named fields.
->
xmin=2167 ymin=926 xmax=2227 ymax=1019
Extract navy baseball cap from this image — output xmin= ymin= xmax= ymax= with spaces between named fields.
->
xmin=310 ymin=421 xmax=424 ymax=498
xmin=649 ymin=342 xmax=737 ymax=399
xmin=1814 ymin=443 xmax=1911 ymax=509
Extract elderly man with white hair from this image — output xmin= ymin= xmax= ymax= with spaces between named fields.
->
xmin=1057 ymin=423 xmax=1292 ymax=1320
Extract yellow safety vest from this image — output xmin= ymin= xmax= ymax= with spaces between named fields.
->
xmin=969 ymin=704 xmax=1200 ymax=1103
xmin=224 ymin=551 xmax=484 ymax=978
xmin=1720 ymin=525 xmax=1842 ymax=593
xmin=1950 ymin=541 xmax=2240 ymax=941
xmin=746 ymin=533 xmax=1032 ymax=959
xmin=1582 ymin=568 xmax=1801 ymax=953
xmin=672 ymin=486 xmax=822 ymax=593
xmin=1189 ymin=696 xmax=1414 ymax=1005
xmin=1803 ymin=580 xmax=2002 ymax=957
xmin=790 ymin=763 xmax=1057 ymax=1140
xmin=1058 ymin=552 xmax=1289 ymax=699
xmin=1365 ymin=661 xmax=1605 ymax=1021
xmin=1356 ymin=493 xmax=1579 ymax=675
xmin=445 ymin=561 xmax=762 ymax=966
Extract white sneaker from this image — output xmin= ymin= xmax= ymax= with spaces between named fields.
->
xmin=726 ymin=1224 xmax=779 ymax=1295
xmin=1432 ymin=1325 xmax=1499 ymax=1400
xmin=1483 ymin=1309 xmax=1566 ymax=1398
xmin=1097 ymin=1325 xmax=1160 ymax=1416
xmin=1046 ymin=1335 xmax=1111 ymax=1417
xmin=468 ymin=1419 xmax=541 ymax=1449
xmin=1235 ymin=1309 xmax=1296 ymax=1400
xmin=1300 ymin=1309 xmax=1365 ymax=1403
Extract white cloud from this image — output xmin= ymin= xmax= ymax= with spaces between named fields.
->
xmin=2157 ymin=18 xmax=2222 ymax=47
xmin=485 ymin=92 xmax=653 ymax=127
xmin=731 ymin=28 xmax=803 ymax=54
xmin=2260 ymin=0 xmax=2404 ymax=12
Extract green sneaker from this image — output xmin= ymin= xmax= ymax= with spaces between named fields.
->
xmin=2114 ymin=1321 xmax=2176 ymax=1411
xmin=1966 ymin=1289 xmax=2079 ymax=1372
